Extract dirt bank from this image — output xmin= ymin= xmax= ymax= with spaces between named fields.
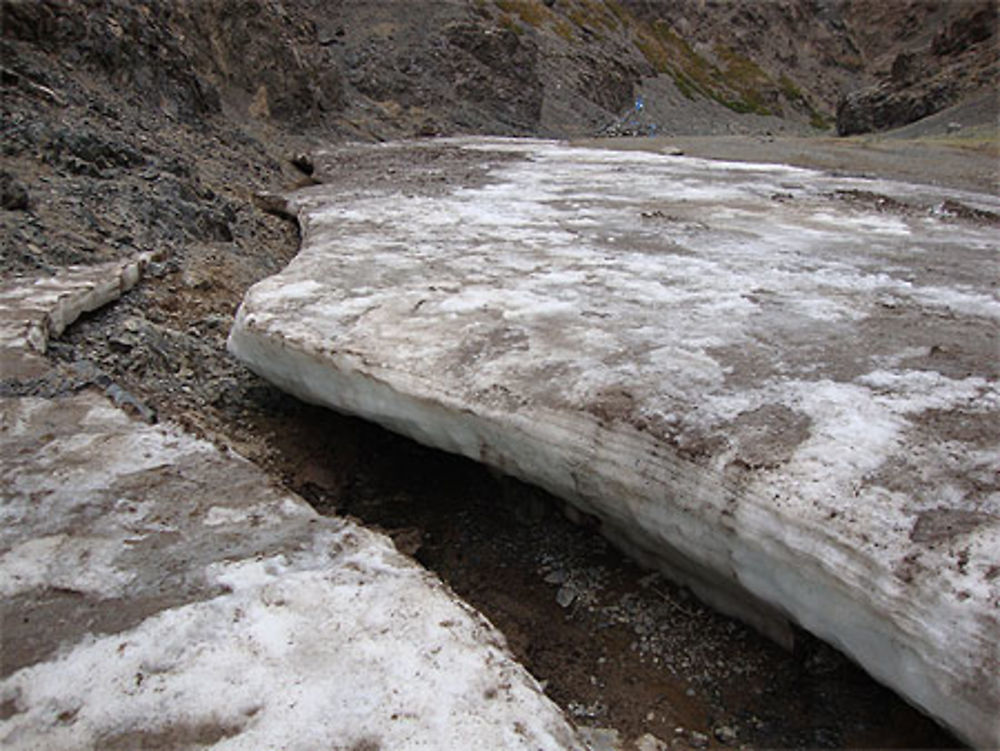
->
xmin=577 ymin=86 xmax=998 ymax=194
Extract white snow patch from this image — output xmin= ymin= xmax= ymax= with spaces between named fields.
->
xmin=0 ymin=534 xmax=134 ymax=598
xmin=2 ymin=548 xmax=581 ymax=751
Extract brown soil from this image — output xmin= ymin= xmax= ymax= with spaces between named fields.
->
xmin=578 ymin=84 xmax=998 ymax=194
xmin=577 ymin=132 xmax=997 ymax=197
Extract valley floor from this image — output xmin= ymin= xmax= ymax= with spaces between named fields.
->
xmin=4 ymin=111 xmax=995 ymax=749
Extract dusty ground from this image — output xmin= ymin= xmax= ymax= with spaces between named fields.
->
xmin=577 ymin=90 xmax=998 ymax=195
xmin=27 ymin=130 xmax=996 ymax=748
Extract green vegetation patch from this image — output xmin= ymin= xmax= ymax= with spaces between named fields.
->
xmin=712 ymin=44 xmax=773 ymax=116
xmin=551 ymin=17 xmax=576 ymax=42
xmin=779 ymin=73 xmax=832 ymax=128
xmin=779 ymin=74 xmax=805 ymax=104
xmin=495 ymin=0 xmax=549 ymax=28
xmin=571 ymin=0 xmax=621 ymax=31
xmin=633 ymin=22 xmax=774 ymax=116
xmin=810 ymin=110 xmax=831 ymax=130
xmin=498 ymin=12 xmax=525 ymax=34
xmin=635 ymin=31 xmax=670 ymax=73
xmin=604 ymin=0 xmax=631 ymax=27
xmin=654 ymin=22 xmax=715 ymax=87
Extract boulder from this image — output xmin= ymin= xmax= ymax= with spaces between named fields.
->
xmin=0 ymin=172 xmax=29 ymax=211
xmin=836 ymin=81 xmax=956 ymax=136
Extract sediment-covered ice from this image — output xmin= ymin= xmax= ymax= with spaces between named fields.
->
xmin=0 ymin=255 xmax=150 ymax=379
xmin=229 ymin=138 xmax=1000 ymax=747
xmin=0 ymin=265 xmax=585 ymax=750
xmin=0 ymin=393 xmax=585 ymax=751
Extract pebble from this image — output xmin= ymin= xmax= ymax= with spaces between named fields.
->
xmin=544 ymin=569 xmax=567 ymax=584
xmin=688 ymin=730 xmax=710 ymax=748
xmin=636 ymin=733 xmax=669 ymax=751
xmin=577 ymin=726 xmax=620 ymax=751
xmin=556 ymin=584 xmax=576 ymax=608
xmin=714 ymin=724 xmax=738 ymax=743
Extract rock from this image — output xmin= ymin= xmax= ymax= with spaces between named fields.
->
xmin=228 ymin=138 xmax=1000 ymax=748
xmin=713 ymin=725 xmax=738 ymax=744
xmin=687 ymin=731 xmax=710 ymax=748
xmin=577 ymin=726 xmax=620 ymax=751
xmin=556 ymin=584 xmax=577 ymax=608
xmin=104 ymin=380 xmax=157 ymax=423
xmin=253 ymin=191 xmax=298 ymax=222
xmin=387 ymin=526 xmax=423 ymax=556
xmin=835 ymin=82 xmax=956 ymax=136
xmin=835 ymin=0 xmax=995 ymax=136
xmin=43 ymin=128 xmax=146 ymax=175
xmin=933 ymin=198 xmax=1000 ymax=226
xmin=932 ymin=4 xmax=996 ymax=56
xmin=635 ymin=732 xmax=669 ymax=751
xmin=290 ymin=153 xmax=315 ymax=176
xmin=544 ymin=569 xmax=568 ymax=585
xmin=442 ymin=20 xmax=544 ymax=130
xmin=0 ymin=172 xmax=30 ymax=210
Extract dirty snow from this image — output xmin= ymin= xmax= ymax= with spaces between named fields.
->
xmin=0 ymin=256 xmax=149 ymax=379
xmin=0 ymin=392 xmax=585 ymax=751
xmin=0 ymin=262 xmax=586 ymax=751
xmin=229 ymin=138 xmax=1000 ymax=747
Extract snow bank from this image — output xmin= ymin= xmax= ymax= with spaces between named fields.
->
xmin=0 ymin=255 xmax=150 ymax=379
xmin=229 ymin=138 xmax=1000 ymax=747
xmin=0 ymin=391 xmax=584 ymax=750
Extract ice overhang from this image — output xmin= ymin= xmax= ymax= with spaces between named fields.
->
xmin=229 ymin=138 xmax=1000 ymax=748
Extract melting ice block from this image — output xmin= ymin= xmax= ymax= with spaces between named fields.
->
xmin=229 ymin=138 xmax=1000 ymax=748
xmin=0 ymin=392 xmax=585 ymax=751
xmin=0 ymin=266 xmax=584 ymax=750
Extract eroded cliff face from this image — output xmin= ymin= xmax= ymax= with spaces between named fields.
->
xmin=836 ymin=0 xmax=998 ymax=135
xmin=3 ymin=0 xmax=994 ymax=140
xmin=1 ymin=0 xmax=343 ymax=126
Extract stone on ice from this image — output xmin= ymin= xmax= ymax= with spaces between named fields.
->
xmin=229 ymin=138 xmax=1000 ymax=747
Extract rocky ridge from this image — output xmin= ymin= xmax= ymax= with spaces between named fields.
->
xmin=835 ymin=0 xmax=997 ymax=135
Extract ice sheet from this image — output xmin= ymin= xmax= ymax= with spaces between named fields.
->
xmin=229 ymin=138 xmax=1000 ymax=747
